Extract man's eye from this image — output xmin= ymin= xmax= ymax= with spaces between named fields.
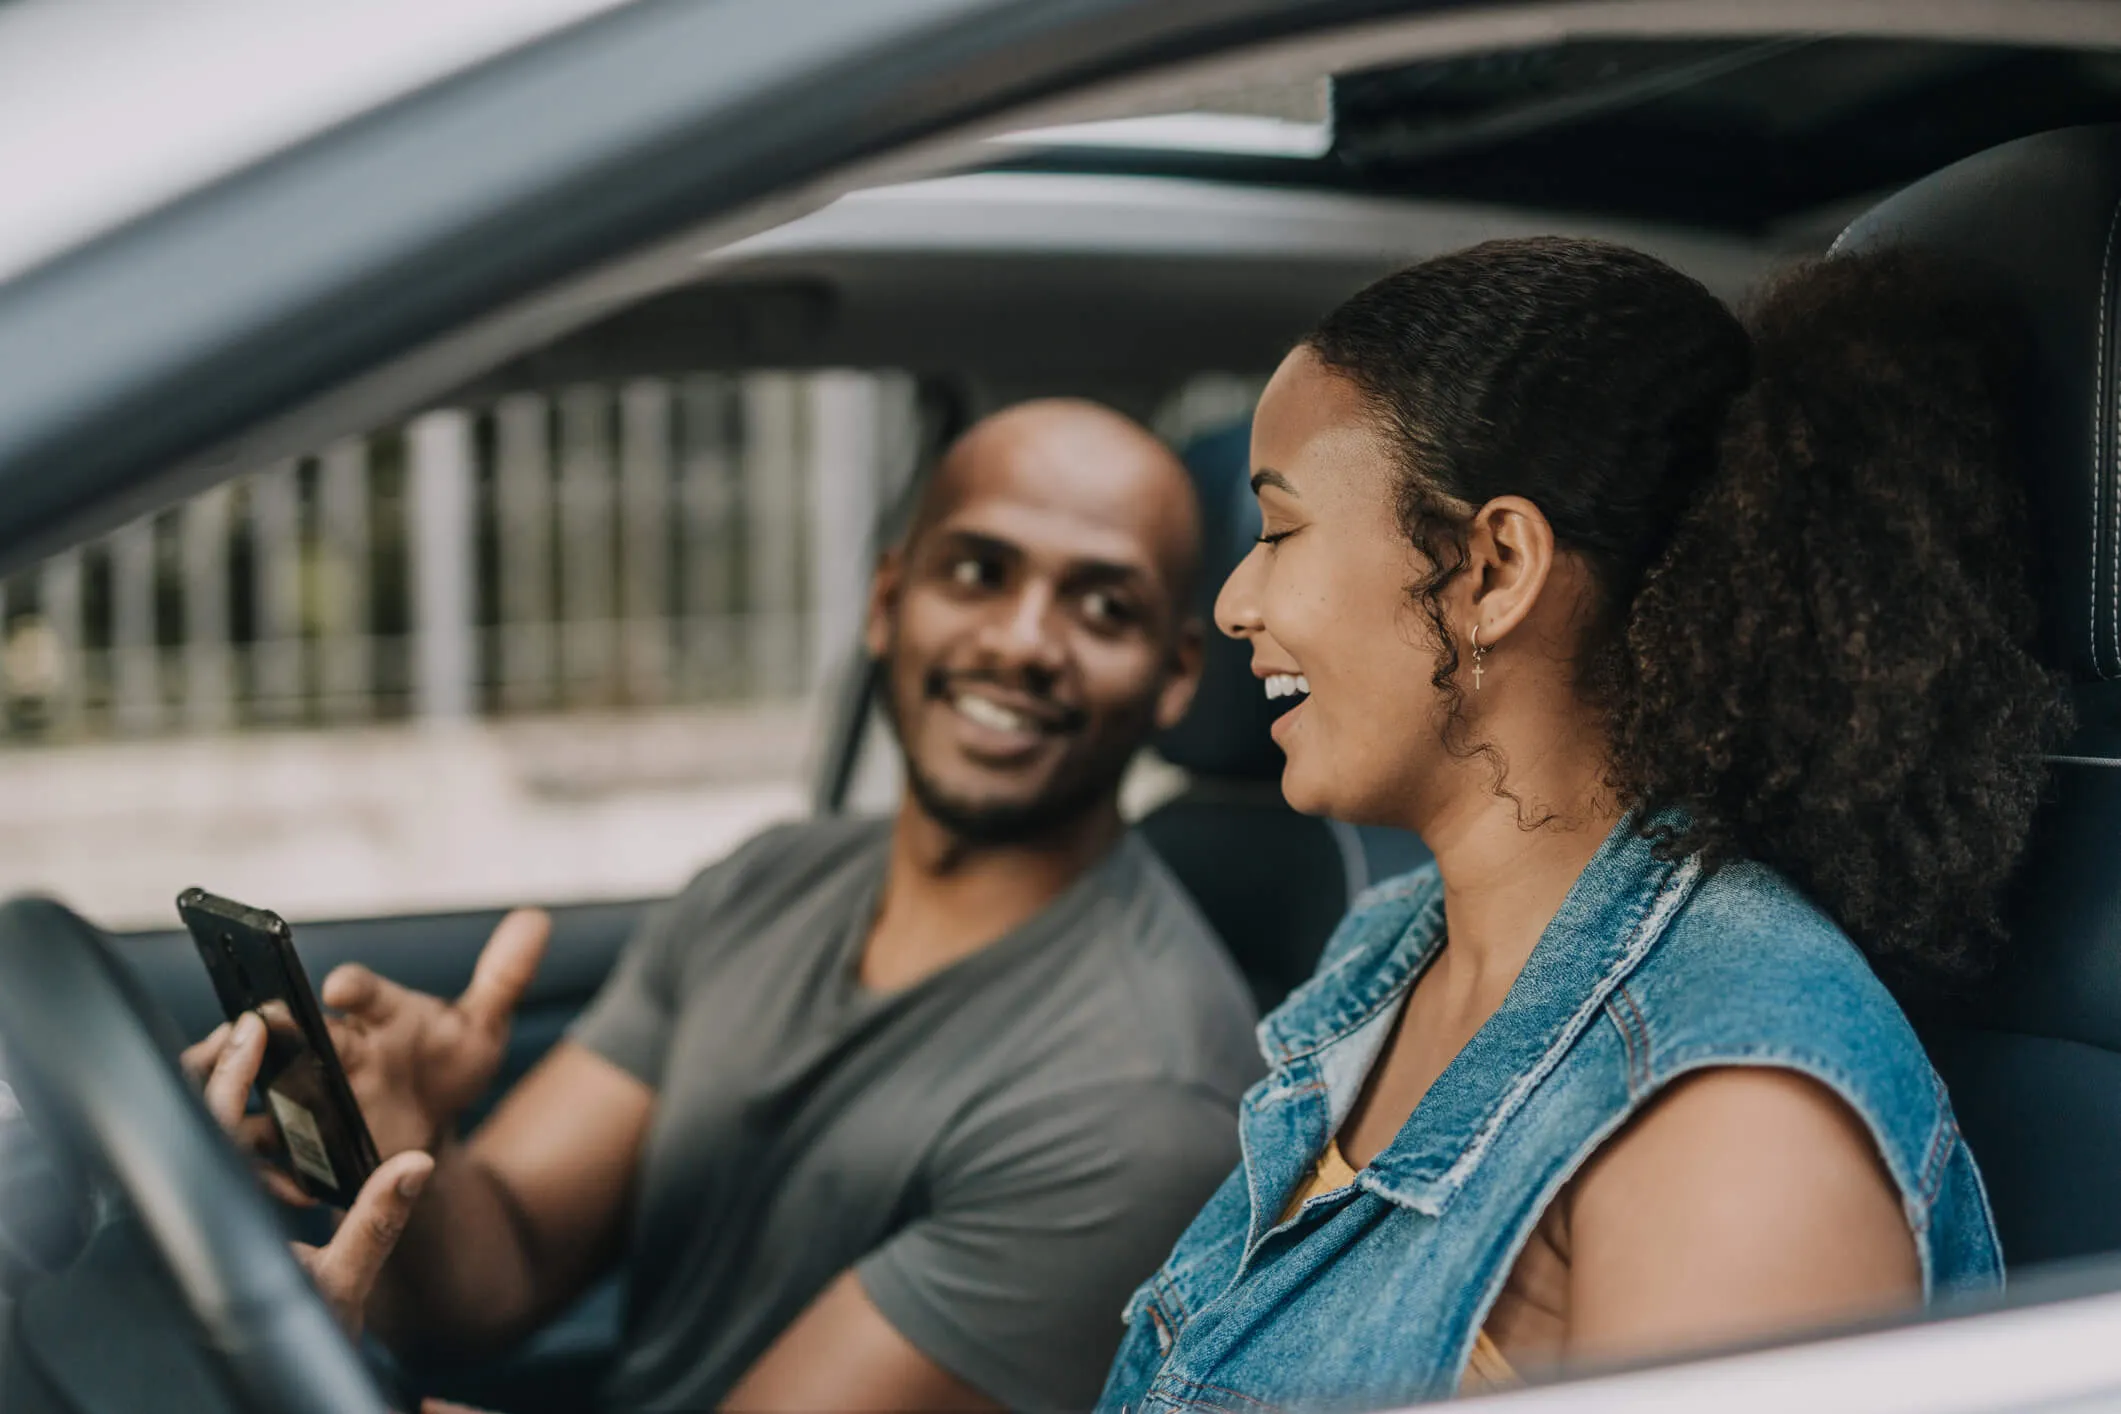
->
xmin=1081 ymin=590 xmax=1137 ymax=627
xmin=950 ymin=557 xmax=994 ymax=588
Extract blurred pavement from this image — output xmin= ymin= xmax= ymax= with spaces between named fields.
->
xmin=2 ymin=704 xmax=816 ymax=930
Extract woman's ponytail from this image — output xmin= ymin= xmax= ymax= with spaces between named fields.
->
xmin=1306 ymin=240 xmax=2068 ymax=980
xmin=1613 ymin=251 xmax=2070 ymax=980
xmin=1306 ymin=239 xmax=2071 ymax=983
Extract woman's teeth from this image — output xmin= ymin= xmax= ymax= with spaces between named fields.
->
xmin=1264 ymin=673 xmax=1310 ymax=701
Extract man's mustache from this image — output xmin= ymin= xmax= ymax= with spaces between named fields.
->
xmin=921 ymin=666 xmax=1088 ymax=734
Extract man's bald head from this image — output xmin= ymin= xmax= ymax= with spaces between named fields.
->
xmin=905 ymin=399 xmax=1203 ymax=610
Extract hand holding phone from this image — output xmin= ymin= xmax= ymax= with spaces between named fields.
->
xmin=178 ymin=888 xmax=379 ymax=1207
xmin=181 ymin=1012 xmax=434 ymax=1338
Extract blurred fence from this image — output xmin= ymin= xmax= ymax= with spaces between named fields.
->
xmin=0 ymin=371 xmax=919 ymax=743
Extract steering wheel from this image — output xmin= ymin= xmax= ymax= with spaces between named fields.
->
xmin=0 ymin=896 xmax=389 ymax=1414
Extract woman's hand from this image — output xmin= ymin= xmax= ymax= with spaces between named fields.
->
xmin=180 ymin=1011 xmax=435 ymax=1337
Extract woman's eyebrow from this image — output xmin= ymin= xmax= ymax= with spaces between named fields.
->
xmin=1250 ymin=468 xmax=1297 ymax=496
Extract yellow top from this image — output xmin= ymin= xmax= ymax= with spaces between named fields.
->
xmin=1278 ymin=1138 xmax=1519 ymax=1395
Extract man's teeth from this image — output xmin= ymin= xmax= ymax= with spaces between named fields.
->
xmin=955 ymin=693 xmax=1034 ymax=734
xmin=1264 ymin=674 xmax=1311 ymax=701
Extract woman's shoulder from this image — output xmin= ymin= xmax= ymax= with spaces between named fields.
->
xmin=1620 ymin=857 xmax=1969 ymax=1208
xmin=1633 ymin=859 xmax=1918 ymax=1052
xmin=1628 ymin=859 xmax=1931 ymax=1081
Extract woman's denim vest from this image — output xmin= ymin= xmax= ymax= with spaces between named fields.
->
xmin=1097 ymin=814 xmax=2001 ymax=1413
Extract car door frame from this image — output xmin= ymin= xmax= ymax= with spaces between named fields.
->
xmin=19 ymin=0 xmax=2121 ymax=1409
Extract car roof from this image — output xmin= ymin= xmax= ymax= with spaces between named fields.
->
xmin=995 ymin=35 xmax=2121 ymax=233
xmin=453 ymin=171 xmax=1777 ymax=401
xmin=7 ymin=7 xmax=2109 ymax=290
xmin=0 ymin=1 xmax=2115 ymax=574
xmin=0 ymin=0 xmax=630 ymax=286
xmin=464 ymin=30 xmax=2121 ymax=397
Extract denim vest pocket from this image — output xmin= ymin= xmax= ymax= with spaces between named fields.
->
xmin=1140 ymin=1377 xmax=1291 ymax=1413
xmin=1120 ymin=1267 xmax=1188 ymax=1352
xmin=1105 ymin=1287 xmax=1176 ymax=1413
xmin=1102 ymin=1175 xmax=1255 ymax=1414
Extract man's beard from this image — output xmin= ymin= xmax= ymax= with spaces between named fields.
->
xmin=901 ymin=751 xmax=1118 ymax=845
xmin=881 ymin=656 xmax=1157 ymax=847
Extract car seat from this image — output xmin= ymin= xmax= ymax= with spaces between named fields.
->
xmin=1836 ymin=125 xmax=2121 ymax=1269
xmin=1141 ymin=420 xmax=1432 ymax=1017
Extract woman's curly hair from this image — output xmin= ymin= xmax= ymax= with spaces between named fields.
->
xmin=1304 ymin=237 xmax=2071 ymax=983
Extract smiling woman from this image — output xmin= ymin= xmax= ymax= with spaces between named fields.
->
xmin=1099 ymin=236 xmax=2068 ymax=1409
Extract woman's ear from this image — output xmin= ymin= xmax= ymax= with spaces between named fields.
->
xmin=1458 ymin=495 xmax=1557 ymax=645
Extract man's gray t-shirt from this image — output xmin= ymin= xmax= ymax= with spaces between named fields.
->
xmin=570 ymin=817 xmax=1261 ymax=1413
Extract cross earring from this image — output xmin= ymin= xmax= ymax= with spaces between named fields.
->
xmin=1470 ymin=625 xmax=1488 ymax=691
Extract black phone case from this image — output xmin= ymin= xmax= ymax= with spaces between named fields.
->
xmin=177 ymin=887 xmax=379 ymax=1206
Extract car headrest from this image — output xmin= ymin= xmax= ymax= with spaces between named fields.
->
xmin=1157 ymin=419 xmax=1295 ymax=780
xmin=1834 ymin=124 xmax=2121 ymax=688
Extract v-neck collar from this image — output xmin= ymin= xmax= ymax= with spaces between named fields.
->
xmin=831 ymin=829 xmax=1145 ymax=1010
xmin=1259 ymin=811 xmax=1704 ymax=1216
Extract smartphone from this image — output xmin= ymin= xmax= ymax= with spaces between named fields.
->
xmin=177 ymin=888 xmax=378 ymax=1207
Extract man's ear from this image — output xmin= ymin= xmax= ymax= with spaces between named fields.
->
xmin=864 ymin=546 xmax=905 ymax=660
xmin=1153 ymin=616 xmax=1207 ymax=732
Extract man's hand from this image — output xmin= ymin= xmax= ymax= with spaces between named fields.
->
xmin=291 ymin=1153 xmax=434 ymax=1336
xmin=322 ymin=909 xmax=551 ymax=1157
xmin=181 ymin=1009 xmax=435 ymax=1337
xmin=181 ymin=1012 xmax=310 ymax=1207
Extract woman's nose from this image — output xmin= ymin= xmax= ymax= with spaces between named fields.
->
xmin=1214 ymin=544 xmax=1265 ymax=642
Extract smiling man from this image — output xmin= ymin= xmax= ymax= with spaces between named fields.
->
xmin=310 ymin=399 xmax=1260 ymax=1413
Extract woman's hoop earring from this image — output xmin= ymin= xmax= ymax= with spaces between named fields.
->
xmin=1470 ymin=625 xmax=1488 ymax=692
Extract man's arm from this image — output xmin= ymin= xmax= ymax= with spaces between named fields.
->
xmin=721 ymin=1273 xmax=999 ymax=1413
xmin=365 ymin=1040 xmax=652 ymax=1358
xmin=724 ymin=1080 xmax=1240 ymax=1412
xmin=332 ymin=859 xmax=729 ymax=1359
xmin=305 ymin=902 xmax=662 ymax=1360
